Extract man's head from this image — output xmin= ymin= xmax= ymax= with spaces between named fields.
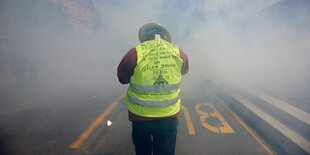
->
xmin=138 ymin=23 xmax=171 ymax=43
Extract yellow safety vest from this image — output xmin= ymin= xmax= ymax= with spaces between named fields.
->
xmin=125 ymin=39 xmax=183 ymax=117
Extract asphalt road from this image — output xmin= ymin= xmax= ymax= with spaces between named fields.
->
xmin=1 ymin=80 xmax=309 ymax=155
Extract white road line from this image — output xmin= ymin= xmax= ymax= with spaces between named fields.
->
xmin=233 ymin=94 xmax=310 ymax=153
xmin=252 ymin=91 xmax=310 ymax=126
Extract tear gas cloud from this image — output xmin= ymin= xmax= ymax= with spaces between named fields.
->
xmin=182 ymin=0 xmax=310 ymax=104
xmin=2 ymin=0 xmax=310 ymax=104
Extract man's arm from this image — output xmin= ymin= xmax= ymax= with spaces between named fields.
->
xmin=117 ymin=48 xmax=137 ymax=84
xmin=179 ymin=49 xmax=189 ymax=75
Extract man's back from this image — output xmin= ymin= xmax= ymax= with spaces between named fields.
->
xmin=117 ymin=23 xmax=189 ymax=155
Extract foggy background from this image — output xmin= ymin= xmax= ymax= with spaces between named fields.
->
xmin=0 ymin=0 xmax=309 ymax=111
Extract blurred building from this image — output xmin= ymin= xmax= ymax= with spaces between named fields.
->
xmin=0 ymin=0 xmax=104 ymax=89
xmin=52 ymin=0 xmax=103 ymax=33
xmin=0 ymin=1 xmax=14 ymax=88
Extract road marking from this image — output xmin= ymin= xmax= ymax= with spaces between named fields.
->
xmin=251 ymin=90 xmax=310 ymax=126
xmin=195 ymin=102 xmax=234 ymax=133
xmin=233 ymin=94 xmax=310 ymax=153
xmin=69 ymin=94 xmax=125 ymax=149
xmin=181 ymin=105 xmax=196 ymax=135
xmin=222 ymin=102 xmax=275 ymax=155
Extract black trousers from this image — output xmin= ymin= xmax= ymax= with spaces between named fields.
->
xmin=131 ymin=117 xmax=178 ymax=155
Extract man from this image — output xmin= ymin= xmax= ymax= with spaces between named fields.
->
xmin=117 ymin=23 xmax=189 ymax=155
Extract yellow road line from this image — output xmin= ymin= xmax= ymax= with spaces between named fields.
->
xmin=181 ymin=105 xmax=196 ymax=135
xmin=233 ymin=94 xmax=310 ymax=154
xmin=69 ymin=94 xmax=125 ymax=149
xmin=222 ymin=102 xmax=276 ymax=155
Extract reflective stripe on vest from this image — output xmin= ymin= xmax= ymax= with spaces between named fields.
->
xmin=128 ymin=94 xmax=180 ymax=107
xmin=129 ymin=83 xmax=181 ymax=92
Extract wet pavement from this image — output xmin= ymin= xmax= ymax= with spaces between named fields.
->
xmin=0 ymin=80 xmax=309 ymax=155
